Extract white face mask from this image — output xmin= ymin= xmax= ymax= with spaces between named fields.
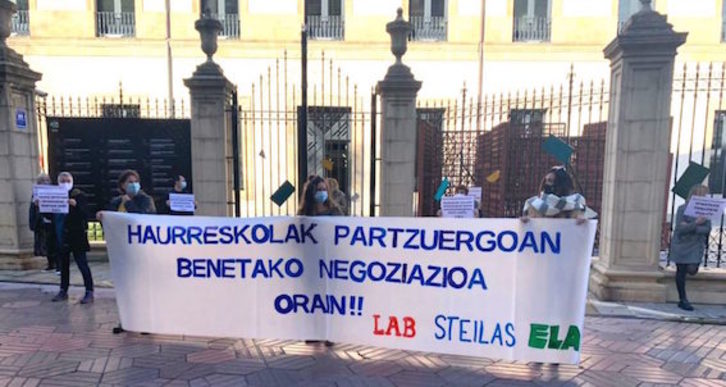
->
xmin=59 ymin=182 xmax=73 ymax=192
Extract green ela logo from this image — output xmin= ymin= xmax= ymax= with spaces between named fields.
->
xmin=528 ymin=324 xmax=581 ymax=351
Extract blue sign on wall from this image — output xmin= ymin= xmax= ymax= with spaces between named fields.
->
xmin=15 ymin=109 xmax=27 ymax=130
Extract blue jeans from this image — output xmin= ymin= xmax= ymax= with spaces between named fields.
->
xmin=59 ymin=250 xmax=94 ymax=292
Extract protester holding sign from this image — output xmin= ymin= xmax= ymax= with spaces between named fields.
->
xmin=51 ymin=172 xmax=95 ymax=304
xmin=521 ymin=166 xmax=587 ymax=225
xmin=671 ymin=185 xmax=711 ymax=311
xmin=165 ymin=175 xmax=195 ymax=216
xmin=327 ymin=178 xmax=349 ymax=216
xmin=29 ymin=173 xmax=57 ymax=272
xmin=437 ymin=185 xmax=480 ymax=218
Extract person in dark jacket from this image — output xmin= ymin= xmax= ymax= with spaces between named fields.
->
xmin=165 ymin=175 xmax=195 ymax=216
xmin=51 ymin=172 xmax=94 ymax=304
xmin=96 ymin=169 xmax=156 ymax=334
xmin=29 ymin=173 xmax=57 ymax=271
xmin=670 ymin=185 xmax=711 ymax=311
xmin=104 ymin=169 xmax=157 ymax=215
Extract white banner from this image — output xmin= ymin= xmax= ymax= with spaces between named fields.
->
xmin=169 ymin=193 xmax=195 ymax=213
xmin=102 ymin=213 xmax=596 ymax=364
xmin=36 ymin=185 xmax=68 ymax=214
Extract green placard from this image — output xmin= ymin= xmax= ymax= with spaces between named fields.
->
xmin=542 ymin=135 xmax=573 ymax=164
xmin=271 ymin=180 xmax=295 ymax=207
xmin=434 ymin=178 xmax=449 ymax=202
xmin=672 ymin=162 xmax=710 ymax=199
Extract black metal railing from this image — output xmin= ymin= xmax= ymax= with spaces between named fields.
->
xmin=409 ymin=15 xmax=447 ymax=41
xmin=96 ymin=11 xmax=135 ymax=37
xmin=219 ymin=13 xmax=240 ymax=39
xmin=513 ymin=16 xmax=551 ymax=42
xmin=306 ymin=15 xmax=344 ymax=40
xmin=11 ymin=10 xmax=29 ymax=36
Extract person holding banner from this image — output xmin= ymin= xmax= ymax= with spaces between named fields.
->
xmin=671 ymin=185 xmax=711 ymax=311
xmin=29 ymin=173 xmax=58 ymax=272
xmin=521 ymin=167 xmax=587 ymax=224
xmin=298 ymin=176 xmax=343 ymax=217
xmin=51 ymin=172 xmax=95 ymax=304
xmin=100 ymin=170 xmax=156 ymax=218
xmin=298 ymin=176 xmax=340 ymax=347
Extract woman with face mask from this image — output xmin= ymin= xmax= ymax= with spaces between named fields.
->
xmin=51 ymin=172 xmax=95 ymax=304
xmin=521 ymin=166 xmax=587 ymax=224
xmin=29 ymin=173 xmax=57 ymax=271
xmin=670 ymin=185 xmax=711 ymax=311
xmin=297 ymin=175 xmax=341 ymax=347
xmin=297 ymin=175 xmax=343 ymax=217
xmin=165 ymin=175 xmax=195 ymax=216
xmin=98 ymin=170 xmax=156 ymax=220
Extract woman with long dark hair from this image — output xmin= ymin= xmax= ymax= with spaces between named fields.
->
xmin=299 ymin=175 xmax=340 ymax=347
xmin=298 ymin=175 xmax=343 ymax=217
xmin=521 ymin=166 xmax=587 ymax=224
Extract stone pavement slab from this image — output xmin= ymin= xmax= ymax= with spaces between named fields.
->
xmin=0 ymin=283 xmax=724 ymax=386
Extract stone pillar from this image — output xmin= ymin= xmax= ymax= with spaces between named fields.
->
xmin=184 ymin=15 xmax=234 ymax=216
xmin=590 ymin=0 xmax=687 ymax=302
xmin=0 ymin=0 xmax=43 ymax=269
xmin=377 ymin=9 xmax=421 ymax=217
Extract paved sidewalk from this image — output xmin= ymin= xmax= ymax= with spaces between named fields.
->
xmin=3 ymin=261 xmax=725 ymax=325
xmin=0 ymin=282 xmax=725 ymax=386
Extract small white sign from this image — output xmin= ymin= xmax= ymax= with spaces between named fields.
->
xmin=170 ymin=193 xmax=195 ymax=213
xmin=467 ymin=186 xmax=482 ymax=202
xmin=684 ymin=196 xmax=726 ymax=221
xmin=441 ymin=195 xmax=476 ymax=218
xmin=36 ymin=185 xmax=69 ymax=214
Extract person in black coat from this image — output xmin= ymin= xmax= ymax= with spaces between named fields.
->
xmin=164 ymin=175 xmax=195 ymax=216
xmin=29 ymin=173 xmax=58 ymax=271
xmin=51 ymin=172 xmax=94 ymax=304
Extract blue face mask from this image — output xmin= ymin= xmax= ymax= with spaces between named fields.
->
xmin=314 ymin=191 xmax=328 ymax=204
xmin=180 ymin=181 xmax=187 ymax=190
xmin=126 ymin=182 xmax=141 ymax=196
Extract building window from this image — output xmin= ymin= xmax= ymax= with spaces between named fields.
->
xmin=512 ymin=0 xmax=551 ymax=42
xmin=11 ymin=0 xmax=29 ymax=36
xmin=409 ymin=0 xmax=447 ymax=42
xmin=305 ymin=0 xmax=344 ymax=40
xmin=96 ymin=0 xmax=135 ymax=37
xmin=216 ymin=0 xmax=240 ymax=39
xmin=619 ymin=0 xmax=656 ymax=33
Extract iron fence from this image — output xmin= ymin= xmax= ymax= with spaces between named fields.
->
xmin=237 ymin=50 xmax=379 ymax=218
xmin=409 ymin=16 xmax=447 ymax=42
xmin=96 ymin=12 xmax=135 ymax=37
xmin=11 ymin=10 xmax=29 ymax=36
xmin=512 ymin=16 xmax=551 ymax=42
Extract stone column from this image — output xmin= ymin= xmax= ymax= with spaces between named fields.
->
xmin=377 ymin=9 xmax=421 ymax=217
xmin=590 ymin=0 xmax=687 ymax=302
xmin=184 ymin=15 xmax=234 ymax=216
xmin=0 ymin=0 xmax=43 ymax=269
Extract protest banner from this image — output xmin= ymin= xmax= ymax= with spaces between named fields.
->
xmin=102 ymin=213 xmax=596 ymax=364
xmin=35 ymin=185 xmax=68 ymax=214
xmin=441 ymin=195 xmax=476 ymax=218
xmin=684 ymin=196 xmax=726 ymax=221
xmin=169 ymin=193 xmax=195 ymax=213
